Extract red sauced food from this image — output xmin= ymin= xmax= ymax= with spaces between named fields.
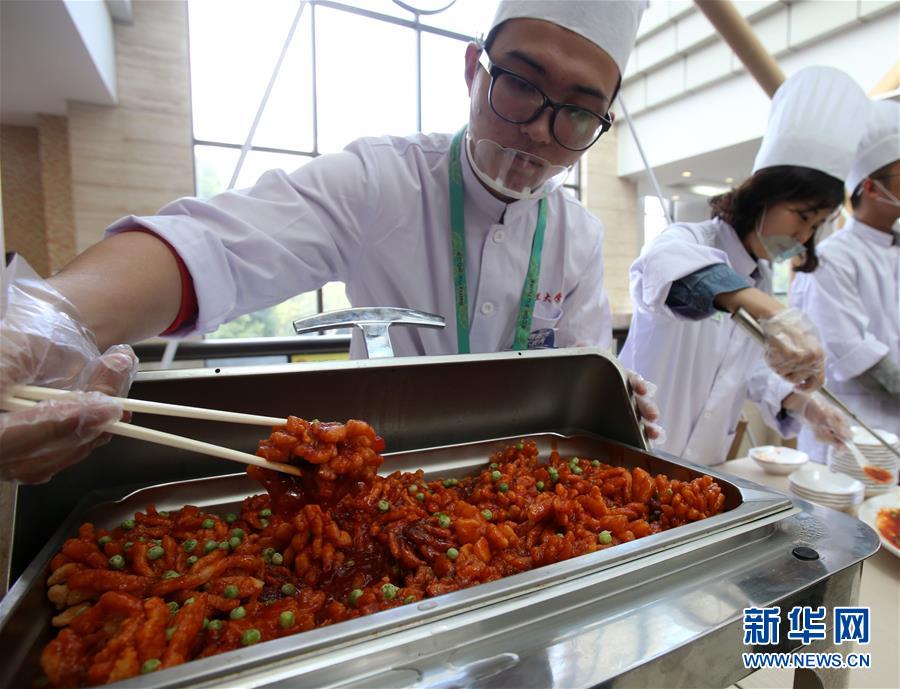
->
xmin=39 ymin=418 xmax=725 ymax=687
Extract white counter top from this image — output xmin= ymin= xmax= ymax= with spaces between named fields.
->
xmin=722 ymin=457 xmax=899 ymax=689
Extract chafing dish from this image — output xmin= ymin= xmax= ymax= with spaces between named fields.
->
xmin=0 ymin=349 xmax=880 ymax=688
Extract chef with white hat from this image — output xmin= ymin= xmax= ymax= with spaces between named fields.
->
xmin=620 ymin=66 xmax=870 ymax=465
xmin=1 ymin=1 xmax=660 ymax=483
xmin=791 ymin=98 xmax=900 ymax=463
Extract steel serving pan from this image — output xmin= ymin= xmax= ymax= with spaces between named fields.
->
xmin=0 ymin=432 xmax=787 ymax=689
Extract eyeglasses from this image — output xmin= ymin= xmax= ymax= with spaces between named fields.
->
xmin=477 ymin=50 xmax=612 ymax=152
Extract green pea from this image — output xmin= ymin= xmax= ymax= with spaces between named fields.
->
xmin=228 ymin=536 xmax=241 ymax=549
xmin=202 ymin=617 xmax=209 ymax=630
xmin=186 ymin=555 xmax=198 ymax=566
xmin=183 ymin=597 xmax=195 ymax=606
xmin=207 ymin=619 xmax=223 ymax=631
xmin=381 ymin=583 xmax=399 ymax=600
xmin=120 ymin=519 xmax=135 ymax=531
xmin=415 ymin=493 xmax=425 ymax=502
xmin=270 ymin=553 xmax=283 ymax=566
xmin=262 ymin=547 xmax=275 ymax=561
xmin=140 ymin=659 xmax=161 ymax=674
xmin=481 ymin=509 xmax=493 ymax=521
xmin=260 ymin=518 xmax=270 ymax=528
xmin=404 ymin=595 xmax=415 ymax=604
xmin=109 ymin=554 xmax=125 ymax=570
xmin=183 ymin=539 xmax=197 ymax=553
xmin=498 ymin=483 xmax=509 ymax=493
xmin=378 ymin=500 xmax=390 ymax=512
xmin=259 ymin=508 xmax=272 ymax=518
xmin=147 ymin=545 xmax=165 ymax=560
xmin=572 ymin=466 xmax=583 ymax=475
xmin=218 ymin=541 xmax=230 ymax=551
xmin=280 ymin=583 xmax=296 ymax=596
xmin=442 ymin=478 xmax=458 ymax=487
xmin=446 ymin=547 xmax=459 ymax=561
xmin=159 ymin=511 xmax=169 ymax=518
xmin=548 ymin=467 xmax=559 ymax=481
xmin=229 ymin=606 xmax=246 ymax=620
xmin=167 ymin=601 xmax=180 ymax=614
xmin=165 ymin=626 xmax=175 ymax=641
xmin=201 ymin=518 xmax=215 ymax=529
xmin=536 ymin=481 xmax=545 ymax=491
xmin=570 ymin=456 xmax=580 ymax=464
xmin=591 ymin=460 xmax=600 ymax=467
xmin=279 ymin=611 xmax=295 ymax=628
xmin=348 ymin=589 xmax=363 ymax=605
xmin=223 ymin=585 xmax=239 ymax=599
xmin=230 ymin=528 xmax=245 ymax=539
xmin=161 ymin=570 xmax=179 ymax=580
xmin=436 ymin=513 xmax=451 ymax=529
xmin=152 ymin=539 xmax=163 ymax=546
xmin=407 ymin=485 xmax=418 ymax=494
xmin=491 ymin=470 xmax=501 ymax=481
xmin=124 ymin=541 xmax=133 ymax=550
xmin=516 ymin=442 xmax=524 ymax=450
xmin=346 ymin=560 xmax=355 ymax=567
xmin=598 ymin=530 xmax=612 ymax=545
xmin=490 ymin=463 xmax=498 ymax=469
xmin=241 ymin=628 xmax=261 ymax=646
xmin=225 ymin=513 xmax=237 ymax=524
xmin=97 ymin=535 xmax=112 ymax=547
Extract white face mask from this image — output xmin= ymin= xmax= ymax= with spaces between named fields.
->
xmin=466 ymin=134 xmax=569 ymax=201
xmin=871 ymin=178 xmax=900 ymax=208
xmin=755 ymin=208 xmax=807 ymax=263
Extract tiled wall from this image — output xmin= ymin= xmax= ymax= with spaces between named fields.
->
xmin=68 ymin=0 xmax=194 ymax=253
xmin=1 ymin=124 xmax=49 ymax=274
xmin=584 ymin=122 xmax=640 ymax=316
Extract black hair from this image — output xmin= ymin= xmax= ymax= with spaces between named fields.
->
xmin=482 ymin=23 xmax=623 ymax=112
xmin=708 ymin=166 xmax=845 ymax=273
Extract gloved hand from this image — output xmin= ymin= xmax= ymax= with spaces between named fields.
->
xmin=759 ymin=308 xmax=826 ymax=392
xmin=626 ymin=370 xmax=666 ymax=443
xmin=0 ymin=255 xmax=137 ymax=484
xmin=794 ymin=392 xmax=851 ymax=447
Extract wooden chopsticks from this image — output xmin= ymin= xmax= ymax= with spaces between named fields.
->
xmin=1 ymin=386 xmax=301 ymax=477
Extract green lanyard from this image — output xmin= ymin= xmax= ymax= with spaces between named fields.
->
xmin=449 ymin=126 xmax=547 ymax=353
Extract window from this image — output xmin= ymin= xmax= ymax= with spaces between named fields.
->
xmin=642 ymin=195 xmax=671 ymax=247
xmin=188 ymin=0 xmax=581 ymax=340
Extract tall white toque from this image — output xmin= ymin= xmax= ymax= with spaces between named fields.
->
xmin=485 ymin=0 xmax=647 ymax=77
xmin=752 ymin=66 xmax=871 ymax=182
xmin=845 ymin=99 xmax=900 ymax=194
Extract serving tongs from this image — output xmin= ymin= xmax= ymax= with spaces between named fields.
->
xmin=0 ymin=386 xmax=302 ymax=477
xmin=732 ymin=308 xmax=900 ymax=475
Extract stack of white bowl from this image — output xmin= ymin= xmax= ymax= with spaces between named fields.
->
xmin=829 ymin=426 xmax=899 ymax=497
xmin=789 ymin=465 xmax=865 ymax=512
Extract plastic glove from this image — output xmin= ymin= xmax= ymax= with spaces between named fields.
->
xmin=0 ymin=255 xmax=138 ymax=484
xmin=795 ymin=392 xmax=851 ymax=447
xmin=759 ymin=308 xmax=826 ymax=392
xmin=626 ymin=370 xmax=666 ymax=444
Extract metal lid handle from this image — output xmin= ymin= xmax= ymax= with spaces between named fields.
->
xmin=293 ymin=307 xmax=445 ymax=358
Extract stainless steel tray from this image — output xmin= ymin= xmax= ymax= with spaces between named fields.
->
xmin=0 ymin=433 xmax=788 ymax=689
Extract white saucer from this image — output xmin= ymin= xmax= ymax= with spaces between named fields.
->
xmin=857 ymin=488 xmax=900 ymax=558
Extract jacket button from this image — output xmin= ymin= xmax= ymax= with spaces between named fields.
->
xmin=481 ymin=302 xmax=495 ymax=315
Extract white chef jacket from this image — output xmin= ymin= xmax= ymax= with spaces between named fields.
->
xmin=620 ymin=218 xmax=798 ymax=465
xmin=791 ymin=218 xmax=900 ymax=463
xmin=106 ymin=132 xmax=612 ymax=359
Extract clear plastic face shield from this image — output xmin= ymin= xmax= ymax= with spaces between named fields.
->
xmin=870 ymin=176 xmax=900 ymax=208
xmin=754 ymin=204 xmax=840 ymax=263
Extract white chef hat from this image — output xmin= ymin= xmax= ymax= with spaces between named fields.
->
xmin=485 ymin=0 xmax=646 ymax=76
xmin=752 ymin=66 xmax=870 ymax=182
xmin=845 ymin=99 xmax=900 ymax=194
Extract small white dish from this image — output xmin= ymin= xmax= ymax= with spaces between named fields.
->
xmin=857 ymin=488 xmax=900 ymax=558
xmin=850 ymin=426 xmax=900 ymax=448
xmin=789 ymin=465 xmax=865 ymax=497
xmin=749 ymin=445 xmax=809 ymax=475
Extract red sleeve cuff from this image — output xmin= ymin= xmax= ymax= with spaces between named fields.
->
xmin=120 ymin=228 xmax=198 ymax=335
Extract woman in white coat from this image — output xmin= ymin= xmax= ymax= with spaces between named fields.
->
xmin=791 ymin=100 xmax=900 ymax=463
xmin=620 ymin=67 xmax=869 ymax=466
